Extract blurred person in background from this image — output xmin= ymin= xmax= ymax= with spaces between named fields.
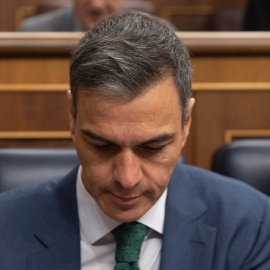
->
xmin=20 ymin=0 xmax=176 ymax=31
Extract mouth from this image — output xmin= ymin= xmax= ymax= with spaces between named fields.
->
xmin=110 ymin=193 xmax=142 ymax=206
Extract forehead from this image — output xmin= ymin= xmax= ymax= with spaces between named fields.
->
xmin=75 ymin=76 xmax=182 ymax=142
xmin=77 ymin=75 xmax=181 ymax=113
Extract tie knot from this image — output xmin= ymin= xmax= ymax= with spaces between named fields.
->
xmin=112 ymin=222 xmax=148 ymax=265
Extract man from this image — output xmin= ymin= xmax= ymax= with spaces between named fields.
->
xmin=20 ymin=0 xmax=176 ymax=31
xmin=1 ymin=13 xmax=270 ymax=270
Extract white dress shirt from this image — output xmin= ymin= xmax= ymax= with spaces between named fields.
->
xmin=76 ymin=166 xmax=167 ymax=270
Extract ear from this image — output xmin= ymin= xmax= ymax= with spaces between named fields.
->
xmin=181 ymin=98 xmax=195 ymax=148
xmin=67 ymin=90 xmax=76 ymax=142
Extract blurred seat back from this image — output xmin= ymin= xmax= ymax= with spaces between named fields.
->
xmin=0 ymin=148 xmax=79 ymax=192
xmin=212 ymin=139 xmax=270 ymax=196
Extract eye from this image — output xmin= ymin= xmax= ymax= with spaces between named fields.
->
xmin=92 ymin=143 xmax=114 ymax=151
xmin=141 ymin=145 xmax=165 ymax=154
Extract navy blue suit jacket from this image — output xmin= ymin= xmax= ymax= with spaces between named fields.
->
xmin=1 ymin=163 xmax=270 ymax=269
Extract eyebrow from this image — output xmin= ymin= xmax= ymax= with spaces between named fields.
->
xmin=82 ymin=129 xmax=114 ymax=144
xmin=141 ymin=134 xmax=176 ymax=145
xmin=81 ymin=129 xmax=176 ymax=145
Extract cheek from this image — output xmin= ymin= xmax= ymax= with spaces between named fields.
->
xmin=80 ymin=154 xmax=112 ymax=183
xmin=75 ymin=144 xmax=112 ymax=187
xmin=143 ymin=156 xmax=179 ymax=192
xmin=80 ymin=159 xmax=113 ymax=199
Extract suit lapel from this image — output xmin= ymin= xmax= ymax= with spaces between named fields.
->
xmin=25 ymin=163 xmax=217 ymax=269
xmin=26 ymin=167 xmax=81 ymax=270
xmin=160 ymin=164 xmax=217 ymax=270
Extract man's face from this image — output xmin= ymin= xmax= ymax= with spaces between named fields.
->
xmin=74 ymin=0 xmax=125 ymax=30
xmin=68 ymin=76 xmax=195 ymax=222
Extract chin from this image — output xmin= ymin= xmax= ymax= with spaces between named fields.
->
xmin=112 ymin=216 xmax=141 ymax=223
xmin=108 ymin=209 xmax=147 ymax=223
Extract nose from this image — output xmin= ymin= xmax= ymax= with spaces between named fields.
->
xmin=113 ymin=149 xmax=143 ymax=189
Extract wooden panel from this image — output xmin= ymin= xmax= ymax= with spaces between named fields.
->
xmin=1 ymin=32 xmax=270 ymax=171
xmin=0 ymin=0 xmax=71 ymax=31
xmin=176 ymin=32 xmax=270 ymax=54
xmin=0 ymin=139 xmax=73 ymax=148
xmin=192 ymin=57 xmax=270 ymax=83
xmin=0 ymin=91 xmax=69 ymax=131
xmin=161 ymin=5 xmax=216 ymax=31
xmin=224 ymin=130 xmax=270 ymax=143
xmin=185 ymin=88 xmax=270 ymax=169
xmin=0 ymin=33 xmax=76 ymax=148
xmin=0 ymin=131 xmax=73 ymax=148
xmin=0 ymin=0 xmax=36 ymax=31
xmin=178 ymin=32 xmax=270 ymax=169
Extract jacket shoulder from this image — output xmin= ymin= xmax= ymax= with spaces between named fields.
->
xmin=168 ymin=164 xmax=270 ymax=269
xmin=0 ymin=167 xmax=79 ymax=269
xmin=20 ymin=7 xmax=74 ymax=31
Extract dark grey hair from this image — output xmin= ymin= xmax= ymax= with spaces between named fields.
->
xmin=70 ymin=13 xmax=192 ymax=125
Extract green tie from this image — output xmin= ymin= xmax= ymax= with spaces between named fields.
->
xmin=112 ymin=222 xmax=149 ymax=270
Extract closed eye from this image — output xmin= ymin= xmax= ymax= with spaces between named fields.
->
xmin=92 ymin=143 xmax=115 ymax=151
xmin=141 ymin=145 xmax=165 ymax=154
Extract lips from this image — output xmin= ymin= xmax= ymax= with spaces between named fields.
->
xmin=110 ymin=193 xmax=141 ymax=206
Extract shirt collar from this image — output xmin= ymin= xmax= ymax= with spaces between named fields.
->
xmin=76 ymin=166 xmax=167 ymax=245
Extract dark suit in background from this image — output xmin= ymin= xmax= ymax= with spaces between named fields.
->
xmin=20 ymin=6 xmax=177 ymax=31
xmin=243 ymin=0 xmax=270 ymax=30
xmin=20 ymin=7 xmax=82 ymax=31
